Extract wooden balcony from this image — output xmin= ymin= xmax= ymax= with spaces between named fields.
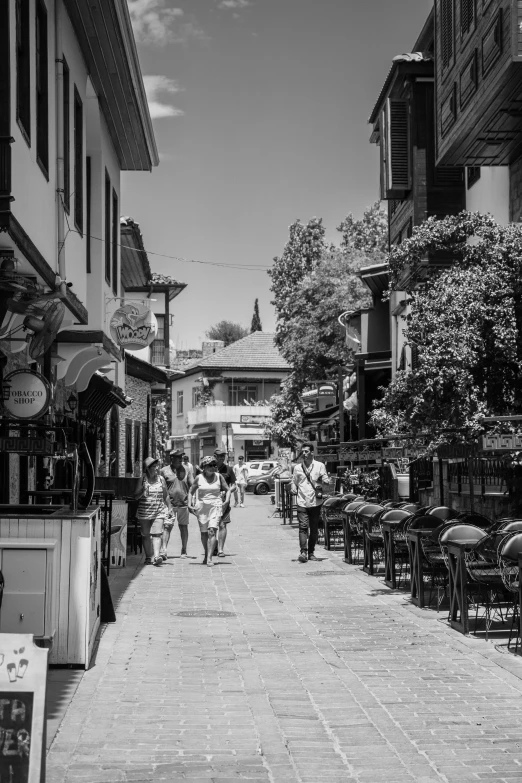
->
xmin=436 ymin=0 xmax=522 ymax=166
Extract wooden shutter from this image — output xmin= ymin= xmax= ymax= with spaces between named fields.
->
xmin=384 ymin=99 xmax=411 ymax=198
xmin=461 ymin=0 xmax=475 ymax=35
xmin=441 ymin=0 xmax=454 ymax=68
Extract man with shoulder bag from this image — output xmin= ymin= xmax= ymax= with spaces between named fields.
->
xmin=290 ymin=443 xmax=330 ymax=563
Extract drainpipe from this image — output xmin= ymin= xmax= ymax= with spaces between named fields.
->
xmin=55 ymin=0 xmax=67 ymax=296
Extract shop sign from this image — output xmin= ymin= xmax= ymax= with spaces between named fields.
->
xmin=252 ymin=440 xmax=265 ymax=446
xmin=0 ymin=436 xmax=53 ymax=454
xmin=1 ymin=370 xmax=51 ymax=420
xmin=240 ymin=415 xmax=270 ymax=426
xmin=109 ymin=303 xmax=158 ymax=350
xmin=315 ymin=452 xmax=338 ymax=463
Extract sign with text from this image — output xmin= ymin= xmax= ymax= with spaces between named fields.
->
xmin=109 ymin=303 xmax=158 ymax=350
xmin=239 ymin=415 xmax=270 ymax=426
xmin=0 ymin=634 xmax=48 ymax=783
xmin=1 ymin=371 xmax=51 ymax=421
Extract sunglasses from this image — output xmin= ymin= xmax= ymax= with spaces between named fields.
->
xmin=204 ymin=462 xmax=217 ymax=468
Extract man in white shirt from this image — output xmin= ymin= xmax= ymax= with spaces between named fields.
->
xmin=233 ymin=455 xmax=249 ymax=507
xmin=291 ymin=443 xmax=330 ymax=563
xmin=182 ymin=454 xmax=194 ymax=478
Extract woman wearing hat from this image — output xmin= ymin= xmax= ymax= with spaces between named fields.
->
xmin=134 ymin=457 xmax=173 ymax=566
xmin=188 ymin=456 xmax=231 ymax=566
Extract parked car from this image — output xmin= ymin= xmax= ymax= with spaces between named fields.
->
xmin=245 ymin=466 xmax=283 ymax=495
xmin=244 ymin=460 xmax=277 ymax=478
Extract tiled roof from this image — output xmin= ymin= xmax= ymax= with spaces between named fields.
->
xmin=190 ymin=332 xmax=290 ymax=372
xmin=151 ymin=272 xmax=186 ymax=288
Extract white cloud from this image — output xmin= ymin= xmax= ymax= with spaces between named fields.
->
xmin=143 ymin=75 xmax=185 ymax=119
xmin=217 ymin=0 xmax=252 ymax=9
xmin=127 ymin=1 xmax=207 ymax=45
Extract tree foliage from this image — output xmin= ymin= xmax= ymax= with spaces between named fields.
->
xmin=267 ymin=205 xmax=387 ymax=446
xmin=251 ymin=298 xmax=262 ymax=332
xmin=371 ymin=212 xmax=522 ymax=446
xmin=206 ymin=320 xmax=248 ymax=347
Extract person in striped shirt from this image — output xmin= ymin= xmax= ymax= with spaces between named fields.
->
xmin=134 ymin=457 xmax=173 ymax=566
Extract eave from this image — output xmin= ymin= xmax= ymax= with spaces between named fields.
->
xmin=124 ymin=282 xmax=188 ymax=302
xmin=368 ymin=60 xmax=434 ymax=128
xmin=125 ymin=353 xmax=172 ymax=384
xmin=64 ymin=0 xmax=159 ymax=171
xmin=360 ymin=262 xmax=390 ymax=295
xmin=58 ymin=329 xmax=122 ymax=361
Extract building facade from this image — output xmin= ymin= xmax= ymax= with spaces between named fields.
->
xmin=169 ymin=332 xmax=290 ymax=465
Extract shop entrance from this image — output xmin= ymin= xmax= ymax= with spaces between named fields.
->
xmin=245 ymin=439 xmax=270 ymax=461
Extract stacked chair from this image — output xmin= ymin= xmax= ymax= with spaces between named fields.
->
xmin=321 ymin=494 xmax=360 ymax=550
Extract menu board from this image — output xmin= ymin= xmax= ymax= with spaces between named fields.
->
xmin=0 ymin=636 xmax=47 ymax=783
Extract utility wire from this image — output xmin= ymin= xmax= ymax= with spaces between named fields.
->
xmin=67 ymin=227 xmax=271 ymax=272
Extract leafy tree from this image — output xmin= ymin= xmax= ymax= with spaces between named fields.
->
xmin=264 ymin=374 xmax=304 ymax=449
xmin=206 ymin=320 xmax=248 ymax=347
xmin=153 ymin=399 xmax=169 ymax=461
xmin=269 ymin=218 xmax=327 ymax=348
xmin=251 ymin=298 xmax=262 ymax=332
xmin=371 ymin=212 xmax=522 ymax=447
xmin=338 ymin=201 xmax=388 ymax=254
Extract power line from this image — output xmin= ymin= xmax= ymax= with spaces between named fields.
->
xmin=68 ymin=227 xmax=271 ymax=272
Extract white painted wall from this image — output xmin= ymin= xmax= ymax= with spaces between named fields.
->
xmin=466 ymin=167 xmax=509 ymax=225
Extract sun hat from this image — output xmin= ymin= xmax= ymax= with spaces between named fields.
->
xmin=214 ymin=448 xmax=226 ymax=456
xmin=143 ymin=456 xmax=159 ymax=470
xmin=169 ymin=449 xmax=184 ymax=457
xmin=201 ymin=456 xmax=217 ymax=469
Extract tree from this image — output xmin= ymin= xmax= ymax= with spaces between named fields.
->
xmin=251 ymin=298 xmax=262 ymax=332
xmin=206 ymin=320 xmax=248 ymax=347
xmin=338 ymin=201 xmax=388 ymax=254
xmin=370 ymin=212 xmax=522 ymax=447
xmin=264 ymin=374 xmax=304 ymax=449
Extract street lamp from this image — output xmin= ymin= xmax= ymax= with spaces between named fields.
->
xmin=66 ymin=393 xmax=78 ymax=414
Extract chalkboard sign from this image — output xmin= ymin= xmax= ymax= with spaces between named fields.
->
xmin=0 ymin=635 xmax=47 ymax=783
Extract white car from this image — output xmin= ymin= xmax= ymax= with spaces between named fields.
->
xmin=244 ymin=460 xmax=277 ymax=478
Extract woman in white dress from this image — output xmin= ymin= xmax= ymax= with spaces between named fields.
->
xmin=188 ymin=456 xmax=231 ymax=566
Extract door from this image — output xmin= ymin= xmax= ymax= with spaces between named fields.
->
xmin=0 ymin=549 xmax=47 ymax=636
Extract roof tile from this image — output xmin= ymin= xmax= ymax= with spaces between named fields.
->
xmin=192 ymin=332 xmax=290 ymax=371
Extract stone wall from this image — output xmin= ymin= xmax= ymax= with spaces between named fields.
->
xmin=117 ymin=375 xmax=151 ymax=478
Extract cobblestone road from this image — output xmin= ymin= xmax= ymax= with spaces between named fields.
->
xmin=47 ymin=496 xmax=522 ymax=782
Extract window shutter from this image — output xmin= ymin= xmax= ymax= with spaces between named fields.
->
xmin=441 ymin=0 xmax=454 ymax=68
xmin=461 ymin=0 xmax=475 ymax=35
xmin=384 ymin=99 xmax=411 ymax=198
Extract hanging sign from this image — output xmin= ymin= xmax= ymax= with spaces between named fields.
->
xmin=0 ymin=634 xmax=48 ymax=783
xmin=109 ymin=303 xmax=158 ymax=350
xmin=240 ymin=415 xmax=270 ymax=426
xmin=1 ymin=370 xmax=51 ymax=421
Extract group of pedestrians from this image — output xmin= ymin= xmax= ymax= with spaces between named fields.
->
xmin=134 ymin=447 xmax=242 ymax=567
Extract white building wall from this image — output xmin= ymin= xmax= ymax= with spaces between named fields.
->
xmin=466 ymin=167 xmax=509 ymax=225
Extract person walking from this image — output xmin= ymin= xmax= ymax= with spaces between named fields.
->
xmin=134 ymin=457 xmax=172 ymax=566
xmin=182 ymin=454 xmax=194 ymax=478
xmin=188 ymin=456 xmax=231 ymax=566
xmin=161 ymin=449 xmax=192 ymax=559
xmin=214 ymin=448 xmax=236 ymax=556
xmin=233 ymin=455 xmax=249 ymax=507
xmin=290 ymin=443 xmax=330 ymax=563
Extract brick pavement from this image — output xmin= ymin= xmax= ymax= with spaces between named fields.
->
xmin=47 ymin=497 xmax=522 ymax=782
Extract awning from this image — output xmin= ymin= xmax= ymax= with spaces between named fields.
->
xmin=231 ymin=424 xmax=268 ymax=439
xmin=78 ymin=372 xmax=129 ymax=426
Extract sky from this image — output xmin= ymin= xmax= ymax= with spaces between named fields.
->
xmin=122 ymin=0 xmax=433 ymax=350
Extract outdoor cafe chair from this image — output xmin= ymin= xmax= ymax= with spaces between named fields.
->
xmin=498 ymin=531 xmax=522 ymax=652
xmin=439 ymin=524 xmax=488 ymax=632
xmin=321 ymin=494 xmax=358 ymax=551
xmin=342 ymin=499 xmax=367 ymax=563
xmin=356 ymin=503 xmax=385 ymax=575
xmin=379 ymin=508 xmax=415 ymax=588
xmin=429 ymin=505 xmax=459 ymax=521
xmin=464 ymin=529 xmax=514 ymax=639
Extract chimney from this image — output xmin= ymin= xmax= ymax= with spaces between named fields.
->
xmin=202 ymin=340 xmax=224 ymax=357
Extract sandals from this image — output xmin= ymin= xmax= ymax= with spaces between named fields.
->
xmin=217 ymin=552 xmax=226 ymax=557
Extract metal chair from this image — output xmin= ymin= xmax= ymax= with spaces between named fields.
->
xmin=380 ymin=508 xmax=414 ymax=588
xmin=464 ymin=531 xmax=510 ymax=639
xmin=321 ymin=494 xmax=358 ymax=550
xmin=428 ymin=506 xmax=459 ymax=521
xmin=342 ymin=499 xmax=367 ymax=563
xmin=356 ymin=503 xmax=385 ymax=574
xmin=499 ymin=531 xmax=522 ymax=651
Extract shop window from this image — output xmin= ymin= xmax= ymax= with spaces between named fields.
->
xmin=36 ymin=0 xmax=49 ymax=175
xmin=16 ymin=0 xmax=31 ymax=142
xmin=63 ymin=58 xmax=70 ymax=211
xmin=177 ymin=390 xmax=184 ymax=416
xmin=134 ymin=422 xmax=141 ymax=475
xmin=125 ymin=420 xmax=133 ymax=476
xmin=73 ymin=87 xmax=83 ymax=232
xmin=151 ymin=315 xmax=165 ymax=366
xmin=229 ymin=385 xmax=258 ymax=406
xmin=105 ymin=170 xmax=111 ymax=284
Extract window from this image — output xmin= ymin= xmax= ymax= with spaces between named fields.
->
xmin=177 ymin=390 xmax=184 ymax=416
xmin=461 ymin=0 xmax=475 ymax=36
xmin=112 ymin=189 xmax=118 ymax=295
xmin=73 ymin=88 xmax=83 ymax=231
xmin=105 ymin=170 xmax=111 ymax=283
xmin=125 ymin=420 xmax=133 ymax=475
xmin=16 ymin=0 xmax=31 ymax=141
xmin=192 ymin=387 xmax=201 ymax=408
xmin=380 ymin=99 xmax=411 ymax=200
xmin=63 ymin=58 xmax=70 ymax=211
xmin=441 ymin=0 xmax=454 ymax=68
xmin=151 ymin=315 xmax=165 ymax=366
xmin=36 ymin=0 xmax=49 ymax=173
xmin=134 ymin=422 xmax=141 ymax=473
xmin=467 ymin=166 xmax=481 ymax=188
xmin=228 ymin=385 xmax=258 ymax=406
xmin=86 ymin=157 xmax=91 ymax=272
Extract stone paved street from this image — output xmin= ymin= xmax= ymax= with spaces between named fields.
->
xmin=47 ymin=496 xmax=522 ymax=782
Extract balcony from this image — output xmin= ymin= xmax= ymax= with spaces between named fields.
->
xmin=436 ymin=0 xmax=522 ymax=166
xmin=187 ymin=404 xmax=271 ymax=427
